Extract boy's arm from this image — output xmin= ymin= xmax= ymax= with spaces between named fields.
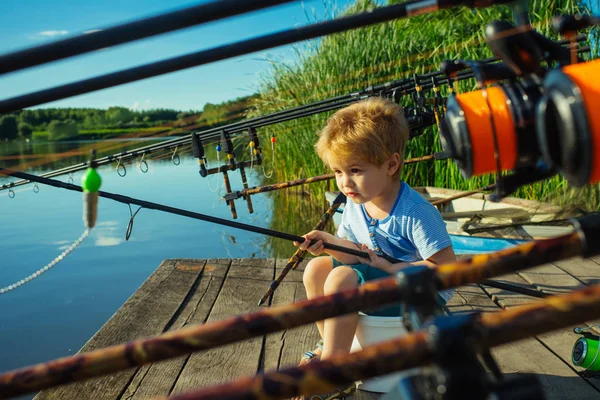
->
xmin=294 ymin=230 xmax=366 ymax=265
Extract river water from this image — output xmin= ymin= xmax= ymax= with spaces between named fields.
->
xmin=0 ymin=139 xmax=305 ymax=395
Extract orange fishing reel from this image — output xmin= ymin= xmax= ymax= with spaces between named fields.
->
xmin=440 ymin=76 xmax=543 ymax=178
xmin=437 ymin=17 xmax=594 ymax=198
xmin=534 ymin=16 xmax=600 ymax=187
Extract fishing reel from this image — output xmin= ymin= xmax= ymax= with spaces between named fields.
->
xmin=572 ymin=325 xmax=600 ymax=377
xmin=390 ymin=75 xmax=441 ymax=140
xmin=437 ymin=16 xmax=595 ymax=199
xmin=535 ymin=15 xmax=600 ymax=187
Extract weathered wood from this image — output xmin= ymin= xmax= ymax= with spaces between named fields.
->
xmin=552 ymin=256 xmax=600 ymax=287
xmin=170 ymin=258 xmax=275 ymax=394
xmin=440 ymin=207 xmax=534 ymax=220
xmin=121 ymin=259 xmax=231 ymax=399
xmin=517 ymin=263 xmax=585 ymax=295
xmin=460 ymin=282 xmax=600 ymax=399
xmin=36 ymin=259 xmax=205 ymax=400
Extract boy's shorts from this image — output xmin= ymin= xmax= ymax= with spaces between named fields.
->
xmin=331 ymin=257 xmax=446 ymax=318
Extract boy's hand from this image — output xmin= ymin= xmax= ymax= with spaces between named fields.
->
xmin=293 ymin=230 xmax=335 ymax=256
xmin=358 ymin=244 xmax=392 ymax=270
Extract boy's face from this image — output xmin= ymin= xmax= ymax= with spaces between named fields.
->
xmin=329 ymin=155 xmax=398 ymax=204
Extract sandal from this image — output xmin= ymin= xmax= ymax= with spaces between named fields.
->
xmin=294 ymin=340 xmax=356 ymax=400
xmin=298 ymin=339 xmax=324 ymax=366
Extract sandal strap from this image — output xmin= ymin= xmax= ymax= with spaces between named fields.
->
xmin=302 ymin=351 xmax=317 ymax=361
xmin=316 ymin=339 xmax=324 ymax=351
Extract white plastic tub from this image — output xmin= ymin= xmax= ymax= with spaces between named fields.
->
xmin=350 ymin=312 xmax=411 ymax=393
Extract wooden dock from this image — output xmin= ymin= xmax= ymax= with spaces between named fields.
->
xmin=36 ymin=256 xmax=600 ymax=400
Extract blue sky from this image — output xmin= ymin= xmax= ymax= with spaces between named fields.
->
xmin=0 ymin=0 xmax=352 ymax=111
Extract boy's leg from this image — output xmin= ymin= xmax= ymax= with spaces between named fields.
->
xmin=321 ymin=266 xmax=359 ymax=360
xmin=303 ymin=256 xmax=333 ymax=339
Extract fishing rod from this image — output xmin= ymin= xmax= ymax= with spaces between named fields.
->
xmin=0 ymin=167 xmax=392 ymax=263
xmin=224 ymin=154 xmax=438 ymax=205
xmin=2 ymin=35 xmax=587 ymax=192
xmin=257 ymin=192 xmax=346 ymax=306
xmin=1 ymin=212 xmax=599 ymax=397
xmin=161 ymin=283 xmax=600 ymax=400
xmin=0 ymin=0 xmax=516 ymax=114
xmin=0 ymin=0 xmax=296 ymax=76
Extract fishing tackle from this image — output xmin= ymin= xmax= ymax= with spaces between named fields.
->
xmin=32 ymin=183 xmax=39 ymax=193
xmin=190 ymin=132 xmax=208 ymax=177
xmin=536 ymin=58 xmax=600 ymax=187
xmin=572 ymin=325 xmax=600 ymax=375
xmin=115 ymin=156 xmax=127 ymax=177
xmin=262 ymin=132 xmax=276 ymax=178
xmin=81 ymin=150 xmax=101 ymax=229
xmin=436 ymin=17 xmax=589 ymax=199
xmin=248 ymin=126 xmax=262 ymax=166
xmin=219 ymin=131 xmax=238 ymax=218
xmin=138 ymin=153 xmax=148 ymax=173
xmin=171 ymin=146 xmax=180 ymax=165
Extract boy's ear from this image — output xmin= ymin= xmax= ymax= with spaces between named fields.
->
xmin=386 ymin=153 xmax=401 ymax=175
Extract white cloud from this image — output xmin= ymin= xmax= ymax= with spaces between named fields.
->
xmin=95 ymin=236 xmax=123 ymax=247
xmin=83 ymin=29 xmax=102 ymax=35
xmin=38 ymin=30 xmax=69 ymax=37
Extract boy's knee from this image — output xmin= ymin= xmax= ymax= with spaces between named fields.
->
xmin=303 ymin=257 xmax=332 ymax=287
xmin=324 ymin=266 xmax=358 ymax=294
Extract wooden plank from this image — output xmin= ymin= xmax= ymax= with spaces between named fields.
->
xmin=552 ymin=256 xmax=600 ymax=286
xmin=440 ymin=207 xmax=533 ymax=220
xmin=120 ymin=259 xmax=231 ymax=399
xmin=478 ymin=271 xmax=600 ymax=394
xmin=517 ymin=263 xmax=585 ymax=295
xmin=36 ymin=259 xmax=205 ymax=400
xmin=170 ymin=258 xmax=276 ymax=394
xmin=263 ymin=259 xmax=321 ymax=372
xmin=462 ymin=282 xmax=600 ymax=399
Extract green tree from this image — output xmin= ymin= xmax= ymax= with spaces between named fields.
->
xmin=48 ymin=119 xmax=79 ymax=141
xmin=18 ymin=122 xmax=33 ymax=139
xmin=0 ymin=115 xmax=18 ymax=140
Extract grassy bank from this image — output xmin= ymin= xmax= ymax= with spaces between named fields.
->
xmin=249 ymin=0 xmax=600 ymax=223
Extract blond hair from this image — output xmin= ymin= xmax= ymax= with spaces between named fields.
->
xmin=315 ymin=97 xmax=409 ymax=179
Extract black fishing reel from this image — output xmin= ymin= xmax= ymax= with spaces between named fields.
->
xmin=406 ymin=106 xmax=437 ymax=139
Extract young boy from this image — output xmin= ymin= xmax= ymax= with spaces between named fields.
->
xmin=294 ymin=97 xmax=455 ymax=397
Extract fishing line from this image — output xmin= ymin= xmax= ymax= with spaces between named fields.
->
xmin=125 ymin=204 xmax=143 ymax=241
xmin=262 ymin=133 xmax=276 ymax=178
xmin=0 ymin=230 xmax=89 ymax=295
xmin=0 ymin=153 xmax=101 ymax=295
